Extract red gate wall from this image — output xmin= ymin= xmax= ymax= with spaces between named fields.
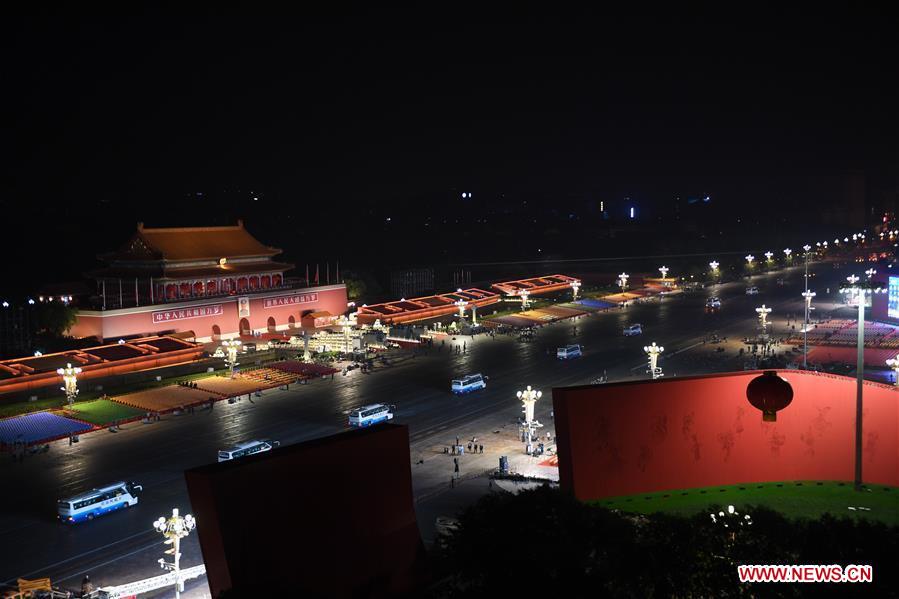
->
xmin=553 ymin=370 xmax=899 ymax=501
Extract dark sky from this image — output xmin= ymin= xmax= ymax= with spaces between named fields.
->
xmin=2 ymin=8 xmax=897 ymax=292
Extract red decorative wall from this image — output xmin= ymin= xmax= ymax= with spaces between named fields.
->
xmin=553 ymin=370 xmax=899 ymax=500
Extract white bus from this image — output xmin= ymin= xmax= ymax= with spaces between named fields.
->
xmin=218 ymin=440 xmax=280 ymax=462
xmin=348 ymin=404 xmax=394 ymax=427
xmin=58 ymin=481 xmax=143 ymax=524
xmin=451 ymin=374 xmax=488 ymax=395
xmin=556 ymin=345 xmax=582 ymax=360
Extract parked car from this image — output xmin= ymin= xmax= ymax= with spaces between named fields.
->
xmin=745 ymin=286 xmax=759 ymax=295
xmin=623 ymin=324 xmax=643 ymax=336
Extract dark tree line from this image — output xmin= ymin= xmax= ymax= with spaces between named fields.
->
xmin=426 ymin=485 xmax=898 ymax=598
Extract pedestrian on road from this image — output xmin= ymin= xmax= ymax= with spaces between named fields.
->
xmin=456 ymin=436 xmax=460 ymax=446
xmin=468 ymin=442 xmax=472 ymax=452
xmin=479 ymin=444 xmax=483 ymax=454
xmin=451 ymin=445 xmax=456 ymax=455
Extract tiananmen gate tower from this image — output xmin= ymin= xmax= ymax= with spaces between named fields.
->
xmin=69 ymin=221 xmax=347 ymax=342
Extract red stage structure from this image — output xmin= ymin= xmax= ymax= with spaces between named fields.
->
xmin=69 ymin=222 xmax=347 ymax=342
xmin=491 ymin=274 xmax=580 ymax=297
xmin=0 ymin=335 xmax=202 ymax=395
xmin=553 ymin=370 xmax=899 ymax=501
xmin=356 ymin=288 xmax=499 ymax=325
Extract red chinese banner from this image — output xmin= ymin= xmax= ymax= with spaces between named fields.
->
xmin=263 ymin=293 xmax=318 ymax=309
xmin=152 ymin=304 xmax=224 ymax=323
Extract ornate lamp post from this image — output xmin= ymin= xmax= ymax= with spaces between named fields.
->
xmin=886 ymin=355 xmax=899 ymax=386
xmin=745 ymin=254 xmax=755 ymax=271
xmin=644 ymin=342 xmax=664 ymax=379
xmin=801 ymin=290 xmax=816 ymax=369
xmin=221 ymin=339 xmax=241 ymax=375
xmin=840 ymin=275 xmax=886 ymax=490
xmin=618 ymin=272 xmax=629 ymax=292
xmin=783 ymin=248 xmax=792 ymax=263
xmin=709 ymin=260 xmax=719 ymax=273
xmin=57 ymin=363 xmax=82 ymax=406
xmin=865 ymin=268 xmax=877 ymax=280
xmin=658 ymin=266 xmax=669 ymax=280
xmin=153 ymin=508 xmax=197 ymax=599
xmin=519 ymin=289 xmax=531 ymax=311
xmin=755 ymin=304 xmax=772 ymax=332
xmin=570 ymin=279 xmax=581 ymax=301
xmin=454 ymin=298 xmax=467 ymax=320
xmin=764 ymin=251 xmax=774 ymax=266
xmin=516 ymin=385 xmax=543 ymax=448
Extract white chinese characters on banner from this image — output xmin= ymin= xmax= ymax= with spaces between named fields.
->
xmin=152 ymin=304 xmax=223 ymax=324
xmin=263 ymin=293 xmax=318 ymax=309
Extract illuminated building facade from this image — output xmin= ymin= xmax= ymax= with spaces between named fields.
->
xmin=69 ymin=222 xmax=347 ymax=342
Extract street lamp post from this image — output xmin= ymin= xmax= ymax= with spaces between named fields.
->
xmin=886 ymin=355 xmax=899 ymax=386
xmin=755 ymin=304 xmax=772 ymax=332
xmin=745 ymin=254 xmax=755 ymax=271
xmin=764 ymin=251 xmax=774 ymax=267
xmin=519 ymin=289 xmax=530 ymax=311
xmin=783 ymin=248 xmax=792 ymax=263
xmin=221 ymin=339 xmax=241 ymax=375
xmin=658 ymin=266 xmax=669 ymax=280
xmin=644 ymin=342 xmax=664 ymax=379
xmin=801 ymin=290 xmax=816 ymax=369
xmin=153 ymin=508 xmax=197 ymax=599
xmin=618 ymin=272 xmax=629 ymax=292
xmin=839 ymin=274 xmax=886 ymax=491
xmin=454 ymin=298 xmax=467 ymax=320
xmin=57 ymin=363 xmax=82 ymax=406
xmin=516 ymin=385 xmax=543 ymax=449
xmin=570 ymin=279 xmax=581 ymax=301
xmin=471 ymin=303 xmax=477 ymax=326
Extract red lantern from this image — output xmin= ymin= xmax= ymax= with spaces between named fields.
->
xmin=746 ymin=371 xmax=793 ymax=422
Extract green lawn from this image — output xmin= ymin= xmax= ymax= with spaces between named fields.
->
xmin=0 ymin=367 xmax=230 ymax=420
xmin=596 ymin=481 xmax=899 ymax=526
xmin=67 ymin=399 xmax=146 ymax=425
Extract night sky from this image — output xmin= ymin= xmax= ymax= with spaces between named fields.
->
xmin=3 ymin=9 xmax=897 ymax=295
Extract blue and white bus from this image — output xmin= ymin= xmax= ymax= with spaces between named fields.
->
xmin=348 ymin=404 xmax=394 ymax=427
xmin=556 ymin=345 xmax=582 ymax=360
xmin=58 ymin=481 xmax=143 ymax=524
xmin=451 ymin=374 xmax=488 ymax=394
xmin=218 ymin=439 xmax=279 ymax=462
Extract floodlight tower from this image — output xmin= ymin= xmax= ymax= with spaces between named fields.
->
xmin=839 ymin=274 xmax=887 ymax=491
xmin=801 ymin=290 xmax=816 ymax=369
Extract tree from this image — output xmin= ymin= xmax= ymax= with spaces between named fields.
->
xmin=35 ymin=302 xmax=78 ymax=336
